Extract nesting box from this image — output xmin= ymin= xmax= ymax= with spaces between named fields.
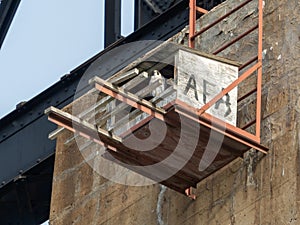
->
xmin=176 ymin=49 xmax=238 ymax=125
xmin=47 ymin=43 xmax=268 ymax=196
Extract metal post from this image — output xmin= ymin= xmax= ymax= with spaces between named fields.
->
xmin=14 ymin=179 xmax=36 ymax=224
xmin=189 ymin=0 xmax=196 ymax=48
xmin=134 ymin=0 xmax=141 ymax=30
xmin=105 ymin=0 xmax=121 ymax=47
xmin=256 ymin=0 xmax=263 ymax=141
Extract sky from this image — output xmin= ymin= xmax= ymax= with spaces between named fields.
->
xmin=0 ymin=0 xmax=134 ymax=118
xmin=1 ymin=1 xmax=134 ymax=224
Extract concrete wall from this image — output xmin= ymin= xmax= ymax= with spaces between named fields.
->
xmin=49 ymin=0 xmax=300 ymax=224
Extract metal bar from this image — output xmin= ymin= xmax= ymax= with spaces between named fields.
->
xmin=105 ymin=0 xmax=121 ymax=47
xmin=200 ymin=112 xmax=261 ymax=143
xmin=189 ymin=0 xmax=196 ymax=48
xmin=46 ymin=107 xmax=121 ymax=148
xmin=213 ymin=25 xmax=258 ymax=55
xmin=90 ymin=77 xmax=166 ymax=114
xmin=256 ymin=0 xmax=263 ymax=140
xmin=239 ymin=56 xmax=258 ymax=70
xmin=134 ymin=0 xmax=141 ymax=30
xmin=175 ymin=107 xmax=267 ymax=154
xmin=198 ymin=62 xmax=261 ymax=115
xmin=91 ymin=78 xmax=166 ymax=121
xmin=94 ymin=83 xmax=165 ymax=121
xmin=191 ymin=0 xmax=254 ymax=40
xmin=241 ymin=119 xmax=256 ymax=130
xmin=196 ymin=6 xmax=208 ymax=14
xmin=48 ymin=95 xmax=113 ymax=140
xmin=110 ymin=85 xmax=175 ymax=132
xmin=111 ymin=109 xmax=146 ymax=133
xmin=49 ymin=72 xmax=149 ymax=140
xmin=97 ymin=80 xmax=163 ymax=128
xmin=14 ymin=180 xmax=36 ymax=224
xmin=175 ymin=99 xmax=261 ymax=143
xmin=237 ymin=88 xmax=257 ymax=102
xmin=48 ymin=117 xmax=102 ymax=146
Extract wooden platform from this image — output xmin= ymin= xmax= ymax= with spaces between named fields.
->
xmin=46 ymin=101 xmax=267 ymax=195
xmin=46 ymin=44 xmax=268 ymax=196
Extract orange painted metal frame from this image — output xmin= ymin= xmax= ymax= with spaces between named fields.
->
xmin=94 ymin=83 xmax=165 ymax=121
xmin=48 ymin=116 xmax=117 ymax=152
xmin=189 ymin=0 xmax=254 ymax=43
xmin=188 ymin=0 xmax=264 ymax=143
xmin=189 ymin=0 xmax=196 ymax=48
xmin=174 ymin=99 xmax=268 ymax=154
xmin=196 ymin=6 xmax=208 ymax=14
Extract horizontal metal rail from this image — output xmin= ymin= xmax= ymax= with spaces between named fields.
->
xmin=213 ymin=25 xmax=258 ymax=55
xmin=238 ymin=88 xmax=257 ymax=102
xmin=90 ymin=77 xmax=166 ymax=121
xmin=189 ymin=0 xmax=264 ymax=142
xmin=239 ymin=56 xmax=258 ymax=70
xmin=190 ymin=0 xmax=254 ymax=41
xmin=198 ymin=62 xmax=261 ymax=115
xmin=241 ymin=119 xmax=256 ymax=130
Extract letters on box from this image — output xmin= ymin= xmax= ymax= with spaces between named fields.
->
xmin=176 ymin=50 xmax=238 ymax=126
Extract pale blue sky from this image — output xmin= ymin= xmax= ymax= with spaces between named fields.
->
xmin=0 ymin=0 xmax=134 ymax=118
xmin=1 ymin=2 xmax=134 ymax=224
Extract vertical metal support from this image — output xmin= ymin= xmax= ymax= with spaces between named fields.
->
xmin=105 ymin=0 xmax=121 ymax=47
xmin=134 ymin=0 xmax=141 ymax=30
xmin=189 ymin=0 xmax=196 ymax=48
xmin=14 ymin=178 xmax=36 ymax=224
xmin=256 ymin=0 xmax=263 ymax=141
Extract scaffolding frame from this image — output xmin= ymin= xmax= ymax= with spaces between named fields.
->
xmin=189 ymin=0 xmax=264 ymax=144
xmin=45 ymin=0 xmax=267 ymax=199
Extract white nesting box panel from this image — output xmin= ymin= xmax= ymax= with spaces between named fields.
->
xmin=176 ymin=49 xmax=238 ymax=126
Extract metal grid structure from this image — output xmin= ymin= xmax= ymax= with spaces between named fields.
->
xmin=189 ymin=0 xmax=264 ymax=145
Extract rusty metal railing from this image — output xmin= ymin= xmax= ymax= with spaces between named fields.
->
xmin=189 ymin=0 xmax=264 ymax=143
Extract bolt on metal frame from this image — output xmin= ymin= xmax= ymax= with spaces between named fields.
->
xmin=189 ymin=0 xmax=264 ymax=144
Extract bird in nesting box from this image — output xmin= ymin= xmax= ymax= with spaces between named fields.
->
xmin=150 ymin=70 xmax=165 ymax=97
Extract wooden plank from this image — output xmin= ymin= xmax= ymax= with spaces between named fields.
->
xmin=45 ymin=106 xmax=122 ymax=143
xmin=110 ymin=68 xmax=139 ymax=85
xmin=121 ymin=72 xmax=149 ymax=91
xmin=48 ymin=72 xmax=149 ymax=140
xmin=97 ymin=79 xmax=163 ymax=128
xmin=90 ymin=76 xmax=167 ymax=115
xmin=111 ymin=86 xmax=176 ymax=134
